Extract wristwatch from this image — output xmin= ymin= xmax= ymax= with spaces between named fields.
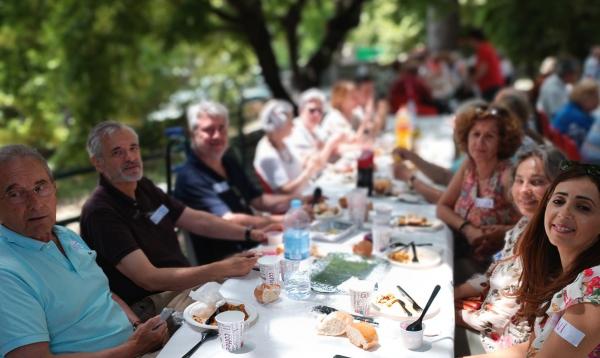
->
xmin=244 ymin=226 xmax=254 ymax=242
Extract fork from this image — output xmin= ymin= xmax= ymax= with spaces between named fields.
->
xmin=410 ymin=241 xmax=419 ymax=263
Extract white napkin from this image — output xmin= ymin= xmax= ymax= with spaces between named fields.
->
xmin=189 ymin=282 xmax=226 ymax=307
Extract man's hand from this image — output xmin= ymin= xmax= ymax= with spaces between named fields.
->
xmin=127 ymin=315 xmax=169 ymax=356
xmin=393 ymin=161 xmax=415 ymax=182
xmin=217 ymin=252 xmax=260 ymax=278
xmin=249 ymin=229 xmax=268 ymax=243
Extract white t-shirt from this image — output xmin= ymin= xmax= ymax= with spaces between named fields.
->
xmin=254 ymin=136 xmax=303 ymax=191
xmin=285 ymin=119 xmax=324 ymax=160
xmin=320 ymin=108 xmax=355 ymax=138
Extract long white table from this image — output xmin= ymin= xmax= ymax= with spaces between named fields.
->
xmin=159 ymin=116 xmax=456 ymax=357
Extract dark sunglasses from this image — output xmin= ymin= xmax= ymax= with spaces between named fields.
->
xmin=559 ymin=160 xmax=600 ymax=177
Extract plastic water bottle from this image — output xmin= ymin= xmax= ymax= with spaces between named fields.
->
xmin=283 ymin=199 xmax=311 ymax=299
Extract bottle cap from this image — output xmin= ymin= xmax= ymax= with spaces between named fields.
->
xmin=290 ymin=199 xmax=302 ymax=208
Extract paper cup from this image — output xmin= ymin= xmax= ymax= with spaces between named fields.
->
xmin=215 ymin=310 xmax=245 ymax=352
xmin=258 ymin=255 xmax=280 ymax=285
xmin=266 ymin=231 xmax=283 ymax=246
xmin=400 ymin=320 xmax=425 ymax=350
xmin=349 ymin=280 xmax=373 ymax=316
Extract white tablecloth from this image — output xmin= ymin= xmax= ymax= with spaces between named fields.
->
xmin=159 ymin=115 xmax=457 ymax=357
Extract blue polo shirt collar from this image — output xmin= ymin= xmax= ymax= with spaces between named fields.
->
xmin=0 ymin=224 xmax=50 ymax=251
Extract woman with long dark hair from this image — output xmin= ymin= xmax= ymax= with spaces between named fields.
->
xmin=469 ymin=162 xmax=600 ymax=357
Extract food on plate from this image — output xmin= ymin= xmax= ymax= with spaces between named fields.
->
xmin=193 ymin=302 xmax=249 ymax=326
xmin=394 ymin=214 xmax=432 ymax=227
xmin=388 ymin=250 xmax=411 ymax=263
xmin=254 ymin=283 xmax=281 ymax=304
xmin=373 ymin=292 xmax=420 ymax=317
xmin=375 ymin=293 xmax=401 ymax=307
xmin=316 ymin=311 xmax=353 ymax=336
xmin=314 ymin=202 xmax=341 ymax=218
xmin=373 ymin=178 xmax=392 ymax=195
xmin=346 ymin=322 xmax=379 ymax=350
xmin=352 ymin=239 xmax=373 ymax=258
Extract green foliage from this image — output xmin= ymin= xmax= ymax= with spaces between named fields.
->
xmin=460 ymin=0 xmax=600 ymax=73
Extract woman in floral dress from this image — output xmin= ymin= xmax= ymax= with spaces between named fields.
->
xmin=469 ymin=162 xmax=600 ymax=357
xmin=455 ymin=145 xmax=565 ymax=352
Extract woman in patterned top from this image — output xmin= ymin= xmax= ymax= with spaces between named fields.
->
xmin=455 ymin=145 xmax=565 ymax=352
xmin=437 ymin=103 xmax=523 ymax=281
xmin=468 ymin=162 xmax=600 ymax=357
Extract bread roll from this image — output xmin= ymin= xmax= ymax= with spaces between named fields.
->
xmin=316 ymin=311 xmax=353 ymax=336
xmin=254 ymin=283 xmax=281 ymax=304
xmin=352 ymin=240 xmax=373 ymax=258
xmin=346 ymin=322 xmax=378 ymax=350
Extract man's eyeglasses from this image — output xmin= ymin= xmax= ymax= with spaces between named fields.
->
xmin=1 ymin=181 xmax=56 ymax=204
xmin=559 ymin=160 xmax=600 ymax=178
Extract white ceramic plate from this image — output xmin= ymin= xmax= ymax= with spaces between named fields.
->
xmin=396 ymin=193 xmax=425 ymax=204
xmin=183 ymin=299 xmax=258 ymax=330
xmin=370 ymin=290 xmax=440 ymax=320
xmin=385 ymin=246 xmax=442 ymax=268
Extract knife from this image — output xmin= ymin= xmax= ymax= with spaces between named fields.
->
xmin=396 ymin=285 xmax=423 ymax=312
xmin=181 ymin=329 xmax=218 ymax=358
xmin=312 ymin=305 xmax=378 ymax=326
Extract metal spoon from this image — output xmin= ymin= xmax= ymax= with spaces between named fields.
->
xmin=406 ymin=285 xmax=441 ymax=332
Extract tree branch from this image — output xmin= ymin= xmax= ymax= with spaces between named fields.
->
xmin=281 ymin=0 xmax=308 ymax=88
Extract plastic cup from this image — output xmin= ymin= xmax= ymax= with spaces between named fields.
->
xmin=258 ymin=255 xmax=280 ymax=285
xmin=215 ymin=310 xmax=245 ymax=352
xmin=399 ymin=320 xmax=425 ymax=350
xmin=373 ymin=203 xmax=392 ymax=221
xmin=266 ymin=231 xmax=283 ymax=246
xmin=349 ymin=280 xmax=373 ymax=316
xmin=347 ymin=188 xmax=368 ymax=227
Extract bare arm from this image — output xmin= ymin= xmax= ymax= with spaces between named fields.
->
xmin=116 ymin=249 xmax=258 ymax=292
xmin=411 ymin=177 xmax=443 ymax=204
xmin=111 ymin=293 xmax=139 ymax=326
xmin=251 ymin=194 xmax=294 ymax=214
xmin=222 ymin=212 xmax=283 ymax=228
xmin=436 ymin=161 xmax=484 ymax=243
xmin=6 ymin=316 xmax=167 ymax=358
xmin=537 ymin=303 xmax=600 ymax=358
xmin=454 ymin=282 xmax=482 ymax=300
xmin=176 ymin=207 xmax=265 ymax=243
xmin=394 ymin=147 xmax=453 ymax=185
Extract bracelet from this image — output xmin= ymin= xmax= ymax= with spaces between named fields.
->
xmin=458 ymin=220 xmax=470 ymax=232
xmin=132 ymin=321 xmax=141 ymax=330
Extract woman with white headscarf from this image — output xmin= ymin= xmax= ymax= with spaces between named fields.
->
xmin=253 ymin=99 xmax=324 ymax=194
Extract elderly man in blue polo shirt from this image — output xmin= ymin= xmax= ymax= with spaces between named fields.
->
xmin=0 ymin=144 xmax=166 ymax=357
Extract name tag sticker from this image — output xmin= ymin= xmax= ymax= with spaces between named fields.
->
xmin=212 ymin=181 xmax=230 ymax=194
xmin=149 ymin=205 xmax=169 ymax=225
xmin=554 ymin=317 xmax=585 ymax=347
xmin=475 ymin=197 xmax=494 ymax=209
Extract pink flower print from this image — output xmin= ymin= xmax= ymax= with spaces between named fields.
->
xmin=584 ymin=268 xmax=594 ymax=277
xmin=585 ymin=276 xmax=600 ymax=295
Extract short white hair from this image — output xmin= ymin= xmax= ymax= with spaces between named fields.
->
xmin=187 ymin=101 xmax=229 ymax=132
xmin=259 ymin=99 xmax=293 ymax=133
xmin=298 ymin=88 xmax=326 ymax=110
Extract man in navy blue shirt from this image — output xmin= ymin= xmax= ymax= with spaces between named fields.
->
xmin=174 ymin=101 xmax=296 ymax=264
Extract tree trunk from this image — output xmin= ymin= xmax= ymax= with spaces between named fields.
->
xmin=426 ymin=0 xmax=460 ymax=52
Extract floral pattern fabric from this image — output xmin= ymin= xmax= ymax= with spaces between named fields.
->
xmin=454 ymin=160 xmax=520 ymax=227
xmin=528 ymin=265 xmax=600 ymax=357
xmin=462 ymin=217 xmax=531 ymax=352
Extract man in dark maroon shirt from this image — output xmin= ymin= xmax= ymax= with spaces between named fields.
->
xmin=80 ymin=121 xmax=266 ymax=321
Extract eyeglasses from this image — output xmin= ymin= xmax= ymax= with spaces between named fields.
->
xmin=1 ymin=181 xmax=56 ymax=204
xmin=559 ymin=160 xmax=600 ymax=178
xmin=474 ymin=105 xmax=510 ymax=120
xmin=307 ymin=107 xmax=323 ymax=115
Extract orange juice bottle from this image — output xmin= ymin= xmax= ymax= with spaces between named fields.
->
xmin=395 ymin=105 xmax=414 ymax=149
